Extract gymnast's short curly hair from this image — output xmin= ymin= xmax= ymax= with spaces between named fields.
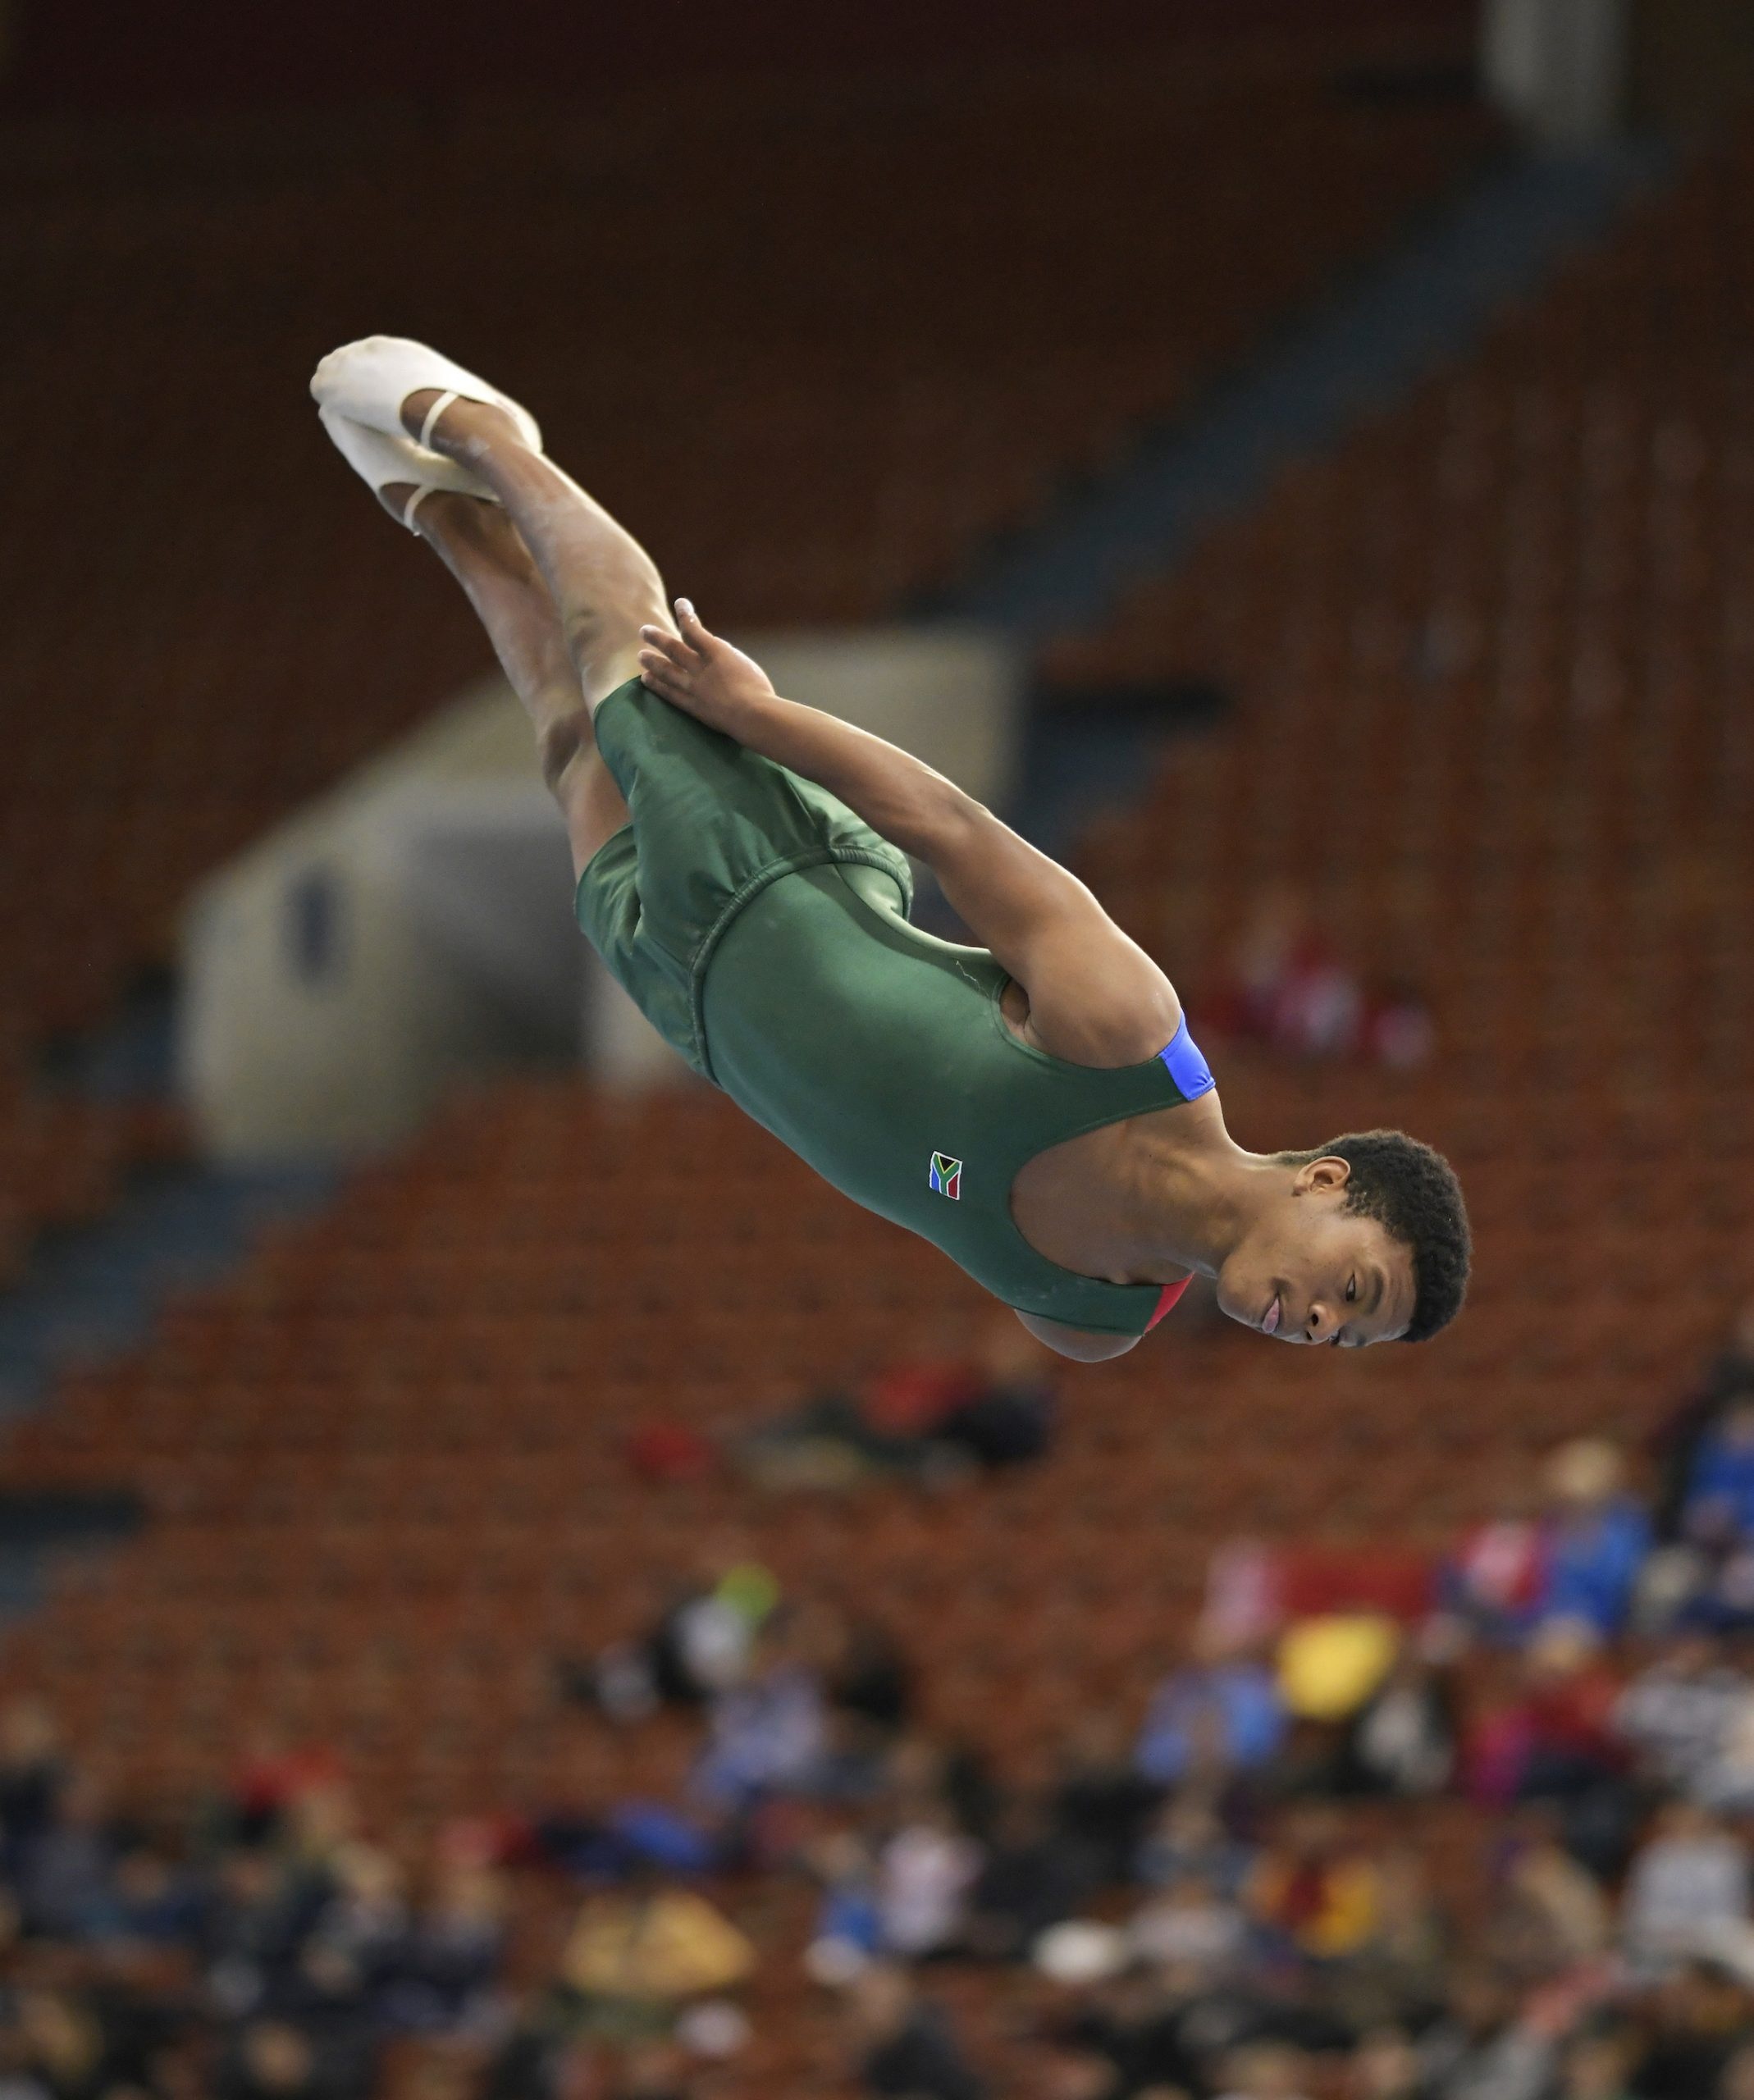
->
xmin=1281 ymin=1129 xmax=1470 ymax=1341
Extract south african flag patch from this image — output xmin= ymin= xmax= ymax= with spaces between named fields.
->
xmin=929 ymin=1151 xmax=963 ymax=1200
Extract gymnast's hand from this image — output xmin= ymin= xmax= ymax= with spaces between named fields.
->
xmin=637 ymin=600 xmax=775 ymax=736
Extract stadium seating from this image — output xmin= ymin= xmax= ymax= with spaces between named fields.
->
xmin=0 ymin=1061 xmax=1727 ymax=2091
xmin=1044 ymin=131 xmax=1754 ymax=1322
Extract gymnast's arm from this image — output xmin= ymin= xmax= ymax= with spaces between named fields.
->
xmin=635 ymin=604 xmax=1183 ymax=1068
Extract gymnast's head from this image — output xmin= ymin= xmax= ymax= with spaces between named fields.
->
xmin=1217 ymin=1130 xmax=1469 ymax=1348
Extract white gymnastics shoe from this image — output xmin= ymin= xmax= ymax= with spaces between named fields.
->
xmin=316 ymin=405 xmax=497 ymax=532
xmin=309 ymin=335 xmax=543 ymax=454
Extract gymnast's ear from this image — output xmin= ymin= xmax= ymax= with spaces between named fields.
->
xmin=1290 ymin=1156 xmax=1352 ymax=1196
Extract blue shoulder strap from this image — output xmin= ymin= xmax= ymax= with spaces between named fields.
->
xmin=1158 ymin=1015 xmax=1216 ymax=1102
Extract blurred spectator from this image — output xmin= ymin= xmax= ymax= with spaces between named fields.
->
xmin=1213 ymin=2040 xmax=1313 ymax=2100
xmin=1201 ymin=1538 xmax=1286 ymax=1652
xmin=1206 ymin=886 xmax=1434 ymax=1070
xmin=1621 ymin=1802 xmax=1750 ymax=1979
xmin=1664 ymin=1398 xmax=1754 ymax=1632
xmin=1445 ymin=1486 xmax=1548 ymax=1645
xmin=227 ymin=1739 xmax=347 ymax=1851
xmin=1129 ymin=1872 xmax=1248 ymax=1978
xmin=1332 ymin=1634 xmax=1459 ymax=1797
xmin=1629 ymin=1961 xmax=1754 ymax=2100
xmin=691 ymin=1611 xmax=830 ymax=1809
xmin=479 ymin=2016 xmax=580 ymax=2100
xmin=1487 ymin=1815 xmax=1613 ymax=1979
xmin=1042 ymin=1961 xmax=1212 ymax=2093
xmin=1651 ymin=1298 xmax=1754 ymax=1536
xmin=884 ymin=1735 xmax=1000 ymax=1850
xmin=1722 ymin=2040 xmax=1754 ymax=2100
xmin=1465 ymin=1623 xmax=1627 ymax=1840
xmin=1136 ymin=1792 xmax=1254 ymax=1899
xmin=1135 ymin=1628 xmax=1286 ymax=1788
xmin=875 ymin=1801 xmax=981 ymax=1960
xmin=11 ymin=1986 xmax=160 ymax=2100
xmin=16 ymin=1772 xmax=121 ymax=1941
xmin=1348 ymin=2025 xmax=1423 ymax=2099
xmin=304 ymin=1843 xmax=407 ymax=2005
xmin=561 ymin=1873 xmax=755 ymax=2029
xmin=99 ymin=1838 xmax=205 ymax=1948
xmin=1336 ymin=1848 xmax=1450 ymax=2032
xmin=1446 ymin=1446 xmax=1651 ymax=1649
xmin=1615 ymin=1633 xmax=1752 ymax=1802
xmin=1246 ymin=1806 xmax=1380 ymax=1963
xmin=577 ymin=1545 xmax=779 ymax=1723
xmin=821 ymin=1609 xmax=913 ymax=1741
xmin=601 ymin=2041 xmax=697 ymax=2100
xmin=395 ymin=1856 xmax=506 ymax=2034
xmin=203 ymin=1847 xmax=331 ymax=2020
xmin=1540 ymin=1444 xmax=1651 ymax=1642
xmin=1552 ymin=2026 xmax=1641 ymax=2100
xmin=934 ymin=1320 xmax=1059 ymax=1471
xmin=674 ymin=1996 xmax=750 ymax=2063
xmin=212 ymin=2018 xmax=354 ymax=2100
xmin=1030 ymin=2040 xmax=1134 ymax=2100
xmin=1683 ymin=1399 xmax=1754 ymax=1546
xmin=738 ymin=1317 xmax=1057 ymax=1491
xmin=806 ymin=1831 xmax=884 ymax=1983
xmin=1703 ymin=1700 xmax=1754 ymax=1818
xmin=845 ymin=1964 xmax=985 ymax=2100
xmin=1048 ymin=1713 xmax=1162 ymax=1888
xmin=1414 ymin=1965 xmax=1558 ymax=2100
xmin=0 ymin=1702 xmax=66 ymax=1883
xmin=964 ymin=1796 xmax=1087 ymax=1961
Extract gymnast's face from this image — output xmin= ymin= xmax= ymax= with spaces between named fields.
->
xmin=1215 ymin=1157 xmax=1415 ymax=1349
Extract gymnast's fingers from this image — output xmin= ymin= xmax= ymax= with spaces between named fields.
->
xmin=674 ymin=598 xmax=718 ymax=654
xmin=637 ymin=649 xmax=687 ymax=690
xmin=638 ymin=626 xmax=699 ymax=672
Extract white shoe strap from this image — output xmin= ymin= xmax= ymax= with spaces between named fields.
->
xmin=403 ymin=486 xmax=434 ymax=533
xmin=418 ymin=389 xmax=460 ymax=453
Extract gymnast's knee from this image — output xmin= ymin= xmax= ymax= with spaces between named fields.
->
xmin=564 ymin=591 xmax=670 ymax=702
xmin=539 ymin=708 xmax=594 ymax=795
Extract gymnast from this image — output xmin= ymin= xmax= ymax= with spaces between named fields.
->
xmin=312 ymin=338 xmax=1469 ymax=1362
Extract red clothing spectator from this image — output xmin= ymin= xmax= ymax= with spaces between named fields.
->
xmin=1465 ymin=1627 xmax=1624 ymax=1808
xmin=861 ymin=1358 xmax=984 ymax=1437
xmin=1205 ymin=887 xmax=1434 ymax=1069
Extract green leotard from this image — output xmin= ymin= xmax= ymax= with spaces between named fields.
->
xmin=575 ymin=680 xmax=1213 ymax=1337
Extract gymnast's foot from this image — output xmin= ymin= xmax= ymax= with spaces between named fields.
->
xmin=311 ymin=336 xmax=544 ymax=467
xmin=399 ymin=389 xmax=531 ymax=472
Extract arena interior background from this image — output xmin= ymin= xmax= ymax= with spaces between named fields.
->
xmin=1 ymin=4 xmax=1752 ymax=2098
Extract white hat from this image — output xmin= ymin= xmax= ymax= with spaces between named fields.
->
xmin=1033 ymin=1920 xmax=1130 ymax=1984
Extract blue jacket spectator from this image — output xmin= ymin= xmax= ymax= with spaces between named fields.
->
xmin=1543 ymin=1498 xmax=1651 ymax=1637
xmin=692 ymin=1644 xmax=829 ymax=1808
xmin=1135 ymin=1636 xmax=1286 ymax=1787
xmin=1534 ymin=1440 xmax=1651 ymax=1640
xmin=1683 ymin=1400 xmax=1754 ymax=1545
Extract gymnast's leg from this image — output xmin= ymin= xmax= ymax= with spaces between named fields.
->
xmin=398 ymin=392 xmax=676 ymax=721
xmin=379 ymin=482 xmax=631 ymax=879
